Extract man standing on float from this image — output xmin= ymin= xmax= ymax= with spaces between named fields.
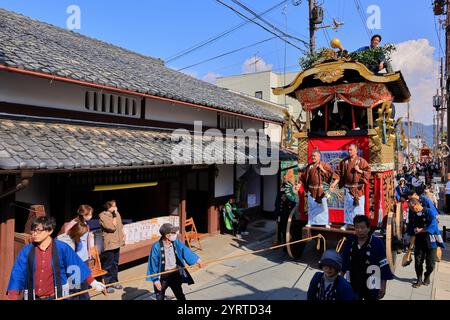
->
xmin=329 ymin=144 xmax=371 ymax=230
xmin=300 ymin=150 xmax=333 ymax=228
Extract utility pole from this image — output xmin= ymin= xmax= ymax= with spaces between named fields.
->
xmin=445 ymin=0 xmax=450 ymax=178
xmin=309 ymin=0 xmax=316 ymax=53
xmin=434 ymin=114 xmax=437 ymax=156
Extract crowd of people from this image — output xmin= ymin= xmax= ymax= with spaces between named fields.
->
xmin=6 ymin=200 xmax=203 ymax=300
xmin=273 ymin=145 xmax=446 ymax=300
xmin=4 ymin=150 xmax=447 ymax=301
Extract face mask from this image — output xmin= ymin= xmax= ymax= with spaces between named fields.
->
xmin=167 ymin=234 xmax=177 ymax=242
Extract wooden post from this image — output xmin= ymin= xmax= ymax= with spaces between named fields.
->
xmin=179 ymin=169 xmax=187 ymax=241
xmin=260 ymin=172 xmax=264 ymax=215
xmin=367 ymin=107 xmax=374 ymax=129
xmin=0 ymin=175 xmax=16 ymax=300
xmin=306 ymin=111 xmax=311 ymax=131
xmin=207 ymin=166 xmax=218 ymax=235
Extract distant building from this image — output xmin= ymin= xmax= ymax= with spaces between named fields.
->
xmin=217 ymin=71 xmax=304 ymax=122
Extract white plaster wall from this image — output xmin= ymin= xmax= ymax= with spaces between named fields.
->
xmin=215 ymin=164 xmax=234 ymax=197
xmin=241 ymin=117 xmax=264 ymax=130
xmin=217 ymin=71 xmax=271 ymax=102
xmin=0 ymin=71 xmax=139 ymax=117
xmin=15 ymin=174 xmax=51 ymax=213
xmin=273 ymin=72 xmax=303 ymax=120
xmin=217 ymin=70 xmax=304 ymax=125
xmin=265 ymin=123 xmax=282 ymax=144
xmin=145 ymin=99 xmax=217 ymax=127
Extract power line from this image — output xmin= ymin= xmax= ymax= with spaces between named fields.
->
xmin=183 ymin=45 xmax=294 ymax=77
xmin=434 ymin=15 xmax=445 ymax=58
xmin=322 ymin=27 xmax=331 ymax=43
xmin=177 ymin=36 xmax=277 ymax=71
xmin=214 ymin=0 xmax=308 ymax=53
xmin=230 ymin=0 xmax=309 ymax=46
xmin=353 ymin=0 xmax=372 ymax=39
xmin=165 ymin=0 xmax=288 ymax=63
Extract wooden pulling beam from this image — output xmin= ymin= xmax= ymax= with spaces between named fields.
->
xmin=56 ymin=234 xmax=327 ymax=300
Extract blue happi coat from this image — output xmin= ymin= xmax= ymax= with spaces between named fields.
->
xmin=420 ymin=195 xmax=439 ymax=215
xmin=147 ymin=238 xmax=199 ymax=284
xmin=341 ymin=235 xmax=393 ymax=299
xmin=307 ymin=272 xmax=357 ymax=300
xmin=407 ymin=208 xmax=445 ymax=249
xmin=7 ymin=240 xmax=92 ymax=299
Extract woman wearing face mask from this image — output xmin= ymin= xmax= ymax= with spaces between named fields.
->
xmin=147 ymin=223 xmax=204 ymax=300
xmin=58 ymin=205 xmax=95 ymax=299
xmin=99 ymin=200 xmax=125 ymax=294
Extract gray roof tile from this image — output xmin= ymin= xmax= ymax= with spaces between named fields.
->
xmin=0 ymin=9 xmax=282 ymax=123
xmin=0 ymin=117 xmax=276 ymax=171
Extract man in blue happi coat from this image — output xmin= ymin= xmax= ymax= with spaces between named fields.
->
xmin=408 ymin=190 xmax=439 ymax=216
xmin=7 ymin=216 xmax=105 ymax=300
xmin=354 ymin=34 xmax=387 ymax=73
xmin=147 ymin=223 xmax=204 ymax=300
xmin=407 ymin=198 xmax=444 ymax=287
xmin=341 ymin=215 xmax=393 ymax=300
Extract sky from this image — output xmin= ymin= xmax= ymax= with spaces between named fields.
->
xmin=0 ymin=0 xmax=444 ymax=125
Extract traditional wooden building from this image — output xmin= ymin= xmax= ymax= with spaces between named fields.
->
xmin=0 ymin=9 xmax=284 ymax=299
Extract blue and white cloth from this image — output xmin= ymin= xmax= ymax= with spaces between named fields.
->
xmin=343 ymin=188 xmax=365 ymax=224
xmin=307 ymin=192 xmax=329 ymax=225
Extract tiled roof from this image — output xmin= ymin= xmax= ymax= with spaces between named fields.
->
xmin=0 ymin=117 xmax=275 ymax=171
xmin=0 ymin=9 xmax=283 ymax=123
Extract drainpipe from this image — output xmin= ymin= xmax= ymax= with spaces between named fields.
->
xmin=0 ymin=170 xmax=33 ymax=200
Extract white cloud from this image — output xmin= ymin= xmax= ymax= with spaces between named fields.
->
xmin=202 ymin=71 xmax=219 ymax=84
xmin=242 ymin=56 xmax=273 ymax=74
xmin=390 ymin=39 xmax=439 ymax=125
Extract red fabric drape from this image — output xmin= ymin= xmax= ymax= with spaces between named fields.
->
xmin=296 ymin=82 xmax=393 ymax=111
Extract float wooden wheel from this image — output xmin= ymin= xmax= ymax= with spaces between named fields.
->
xmin=395 ymin=204 xmax=402 ymax=241
xmin=285 ymin=205 xmax=306 ymax=259
xmin=385 ymin=211 xmax=397 ymax=274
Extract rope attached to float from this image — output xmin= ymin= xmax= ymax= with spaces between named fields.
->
xmin=56 ymin=234 xmax=327 ymax=300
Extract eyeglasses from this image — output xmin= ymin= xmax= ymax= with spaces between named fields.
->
xmin=31 ymin=228 xmax=46 ymax=234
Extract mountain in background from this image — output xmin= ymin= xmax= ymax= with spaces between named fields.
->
xmin=403 ymin=121 xmax=445 ymax=147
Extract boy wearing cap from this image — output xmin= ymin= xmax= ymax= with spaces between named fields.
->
xmin=307 ymin=250 xmax=356 ymax=300
xmin=147 ymin=223 xmax=204 ymax=300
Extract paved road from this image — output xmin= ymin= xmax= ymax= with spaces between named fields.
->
xmin=94 ymin=176 xmax=450 ymax=301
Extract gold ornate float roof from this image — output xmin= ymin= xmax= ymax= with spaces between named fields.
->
xmin=272 ymin=60 xmax=411 ymax=103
